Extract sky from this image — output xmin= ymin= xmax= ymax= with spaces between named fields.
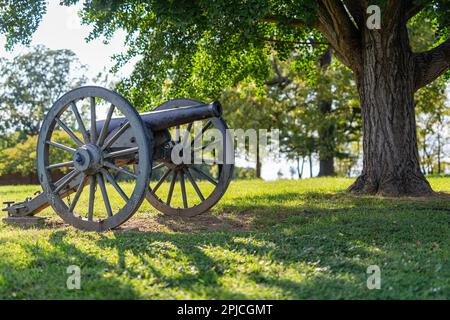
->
xmin=0 ymin=2 xmax=132 ymax=80
xmin=0 ymin=1 xmax=305 ymax=180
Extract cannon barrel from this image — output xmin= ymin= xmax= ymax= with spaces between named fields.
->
xmin=141 ymin=101 xmax=222 ymax=131
xmin=96 ymin=101 xmax=222 ymax=134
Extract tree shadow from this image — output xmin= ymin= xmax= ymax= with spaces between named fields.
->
xmin=1 ymin=188 xmax=448 ymax=299
xmin=92 ymin=190 xmax=450 ymax=298
xmin=94 ymin=225 xmax=381 ymax=299
xmin=0 ymin=230 xmax=140 ymax=299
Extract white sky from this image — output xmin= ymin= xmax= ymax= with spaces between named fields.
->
xmin=0 ymin=2 xmax=133 ymax=80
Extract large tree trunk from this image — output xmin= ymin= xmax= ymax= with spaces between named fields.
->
xmin=348 ymin=22 xmax=433 ymax=196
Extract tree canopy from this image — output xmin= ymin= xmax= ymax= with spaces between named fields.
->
xmin=0 ymin=1 xmax=445 ymax=107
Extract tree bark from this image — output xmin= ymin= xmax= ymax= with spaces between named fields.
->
xmin=348 ymin=22 xmax=433 ymax=196
xmin=255 ymin=141 xmax=262 ymax=179
xmin=317 ymin=48 xmax=336 ymax=177
xmin=437 ymin=132 xmax=442 ymax=174
xmin=319 ymin=157 xmax=335 ymax=177
xmin=317 ymin=100 xmax=336 ymax=177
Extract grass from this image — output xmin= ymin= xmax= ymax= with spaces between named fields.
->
xmin=0 ymin=177 xmax=449 ymax=299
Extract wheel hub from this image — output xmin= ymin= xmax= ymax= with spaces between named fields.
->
xmin=73 ymin=144 xmax=103 ymax=175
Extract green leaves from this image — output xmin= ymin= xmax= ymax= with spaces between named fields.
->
xmin=0 ymin=0 xmax=324 ymax=109
xmin=0 ymin=0 xmax=448 ymax=112
xmin=0 ymin=0 xmax=47 ymax=50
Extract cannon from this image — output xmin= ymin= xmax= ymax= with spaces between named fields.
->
xmin=2 ymin=86 xmax=234 ymax=231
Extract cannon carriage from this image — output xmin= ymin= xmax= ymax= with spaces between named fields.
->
xmin=3 ymin=86 xmax=234 ymax=231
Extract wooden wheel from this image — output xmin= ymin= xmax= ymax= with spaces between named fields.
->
xmin=37 ymin=86 xmax=152 ymax=231
xmin=145 ymin=98 xmax=234 ymax=217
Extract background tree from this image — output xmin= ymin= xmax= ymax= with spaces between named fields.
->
xmin=221 ymin=84 xmax=278 ymax=179
xmin=0 ymin=45 xmax=87 ymax=139
xmin=222 ymin=54 xmax=360 ymax=179
xmin=416 ymin=80 xmax=449 ymax=174
xmin=0 ymin=131 xmax=75 ymax=176
xmin=2 ymin=0 xmax=449 ymax=195
xmin=409 ymin=13 xmax=450 ymax=175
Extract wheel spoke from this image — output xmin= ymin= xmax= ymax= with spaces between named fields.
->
xmin=97 ymin=173 xmax=113 ymax=218
xmin=104 ymin=161 xmax=137 ymax=179
xmin=190 ymin=166 xmax=218 ymax=186
xmin=152 ymin=163 xmax=165 ymax=171
xmin=69 ymin=174 xmax=87 ymax=213
xmin=97 ymin=104 xmax=116 ymax=146
xmin=102 ymin=169 xmax=129 ymax=202
xmin=104 ymin=147 xmax=139 ymax=159
xmin=166 ymin=170 xmax=178 ymax=206
xmin=71 ymin=101 xmax=89 ymax=143
xmin=101 ymin=121 xmax=131 ymax=150
xmin=46 ymin=141 xmax=76 ymax=154
xmin=88 ymin=175 xmax=96 ymax=221
xmin=191 ymin=120 xmax=212 ymax=146
xmin=185 ymin=168 xmax=205 ymax=201
xmin=90 ymin=97 xmax=97 ymax=144
xmin=46 ymin=161 xmax=74 ymax=170
xmin=54 ymin=170 xmax=79 ymax=194
xmin=151 ymin=168 xmax=172 ymax=194
xmin=179 ymin=170 xmax=188 ymax=208
xmin=55 ymin=118 xmax=84 ymax=146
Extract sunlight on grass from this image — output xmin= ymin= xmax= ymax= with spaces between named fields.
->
xmin=0 ymin=177 xmax=448 ymax=299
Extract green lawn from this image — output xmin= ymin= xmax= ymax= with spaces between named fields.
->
xmin=0 ymin=177 xmax=449 ymax=299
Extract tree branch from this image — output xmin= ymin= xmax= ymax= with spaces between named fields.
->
xmin=385 ymin=0 xmax=410 ymax=29
xmin=265 ymin=57 xmax=292 ymax=89
xmin=260 ymin=37 xmax=329 ymax=46
xmin=414 ymin=39 xmax=450 ymax=91
xmin=342 ymin=0 xmax=366 ymax=29
xmin=405 ymin=0 xmax=426 ymax=20
xmin=261 ymin=15 xmax=308 ymax=28
xmin=315 ymin=0 xmax=362 ymax=74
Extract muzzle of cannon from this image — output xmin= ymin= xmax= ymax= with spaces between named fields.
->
xmin=3 ymin=86 xmax=234 ymax=231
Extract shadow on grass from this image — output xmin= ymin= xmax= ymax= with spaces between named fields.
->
xmin=1 ymin=189 xmax=449 ymax=299
xmin=0 ymin=230 xmax=141 ymax=299
xmin=94 ymin=230 xmax=369 ymax=299
xmin=95 ymin=196 xmax=450 ymax=299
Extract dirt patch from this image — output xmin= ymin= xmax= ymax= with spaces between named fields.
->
xmin=43 ymin=219 xmax=70 ymax=229
xmin=412 ymin=192 xmax=450 ymax=201
xmin=122 ymin=212 xmax=255 ymax=233
xmin=381 ymin=191 xmax=450 ymax=201
xmin=5 ymin=212 xmax=257 ymax=233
